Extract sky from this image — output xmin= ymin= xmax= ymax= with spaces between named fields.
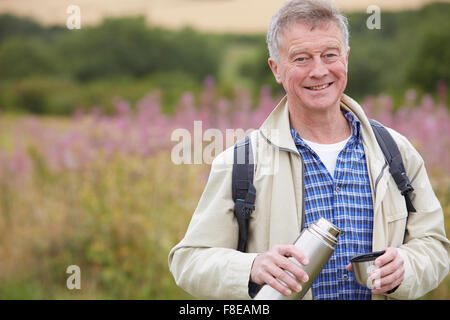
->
xmin=0 ymin=0 xmax=448 ymax=33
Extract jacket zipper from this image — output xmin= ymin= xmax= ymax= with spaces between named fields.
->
xmin=374 ymin=162 xmax=388 ymax=192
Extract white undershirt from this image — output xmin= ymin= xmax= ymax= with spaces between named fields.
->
xmin=302 ymin=136 xmax=351 ymax=178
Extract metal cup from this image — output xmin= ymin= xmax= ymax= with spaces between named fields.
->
xmin=350 ymin=250 xmax=385 ymax=289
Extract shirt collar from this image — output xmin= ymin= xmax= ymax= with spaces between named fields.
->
xmin=290 ymin=110 xmax=361 ymax=148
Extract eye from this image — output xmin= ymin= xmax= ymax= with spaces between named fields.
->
xmin=294 ymin=56 xmax=309 ymax=64
xmin=323 ymin=53 xmax=339 ymax=62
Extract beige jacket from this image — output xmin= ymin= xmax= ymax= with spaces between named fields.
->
xmin=168 ymin=94 xmax=450 ymax=300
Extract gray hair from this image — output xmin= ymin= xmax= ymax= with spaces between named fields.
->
xmin=267 ymin=0 xmax=349 ymax=62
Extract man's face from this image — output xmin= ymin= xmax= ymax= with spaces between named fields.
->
xmin=268 ymin=21 xmax=349 ymax=113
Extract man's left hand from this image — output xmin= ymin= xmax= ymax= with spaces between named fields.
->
xmin=346 ymin=247 xmax=404 ymax=294
xmin=369 ymin=247 xmax=404 ymax=294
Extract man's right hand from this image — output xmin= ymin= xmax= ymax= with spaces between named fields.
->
xmin=250 ymin=244 xmax=310 ymax=296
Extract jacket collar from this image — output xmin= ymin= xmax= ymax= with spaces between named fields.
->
xmin=290 ymin=110 xmax=362 ymax=150
xmin=258 ymin=93 xmax=390 ymax=216
xmin=340 ymin=94 xmax=386 ymax=166
xmin=259 ymin=94 xmax=386 ymax=164
xmin=258 ymin=96 xmax=299 ymax=155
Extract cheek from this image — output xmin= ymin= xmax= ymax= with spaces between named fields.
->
xmin=281 ymin=67 xmax=299 ymax=91
xmin=328 ymin=63 xmax=348 ymax=89
xmin=333 ymin=60 xmax=348 ymax=78
xmin=285 ymin=67 xmax=307 ymax=87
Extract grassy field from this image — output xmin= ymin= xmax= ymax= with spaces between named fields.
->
xmin=0 ymin=141 xmax=448 ymax=300
xmin=0 ymin=89 xmax=448 ymax=299
xmin=0 ymin=147 xmax=206 ymax=299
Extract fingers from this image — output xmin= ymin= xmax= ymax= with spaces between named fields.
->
xmin=371 ymin=266 xmax=404 ymax=294
xmin=372 ymin=247 xmax=402 ymax=279
xmin=250 ymin=245 xmax=310 ymax=296
xmin=263 ymin=263 xmax=302 ymax=296
xmin=369 ymin=247 xmax=404 ymax=294
xmin=261 ymin=272 xmax=293 ymax=296
xmin=372 ymin=253 xmax=403 ymax=279
xmin=278 ymin=244 xmax=309 ymax=266
xmin=273 ymin=245 xmax=309 ymax=283
xmin=374 ymin=247 xmax=396 ymax=268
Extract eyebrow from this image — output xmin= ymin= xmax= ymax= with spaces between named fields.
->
xmin=289 ymin=43 xmax=341 ymax=58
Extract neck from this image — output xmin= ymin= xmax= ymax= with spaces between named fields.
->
xmin=288 ymin=100 xmax=351 ymax=144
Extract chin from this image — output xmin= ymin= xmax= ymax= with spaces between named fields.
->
xmin=298 ymin=91 xmax=342 ymax=111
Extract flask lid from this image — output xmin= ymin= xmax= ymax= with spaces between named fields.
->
xmin=316 ymin=217 xmax=340 ymax=238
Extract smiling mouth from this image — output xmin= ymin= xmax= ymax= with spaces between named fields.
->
xmin=305 ymin=82 xmax=333 ymax=91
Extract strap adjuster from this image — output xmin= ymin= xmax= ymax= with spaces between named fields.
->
xmin=235 ymin=200 xmax=254 ymax=219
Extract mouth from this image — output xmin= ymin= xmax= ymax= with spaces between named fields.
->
xmin=305 ymin=82 xmax=334 ymax=91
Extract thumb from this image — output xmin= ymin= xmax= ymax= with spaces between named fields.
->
xmin=345 ymin=263 xmax=352 ymax=272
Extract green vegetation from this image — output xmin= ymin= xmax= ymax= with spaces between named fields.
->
xmin=0 ymin=110 xmax=448 ymax=299
xmin=0 ymin=148 xmax=203 ymax=299
xmin=239 ymin=3 xmax=450 ymax=102
xmin=0 ymin=2 xmax=449 ymax=115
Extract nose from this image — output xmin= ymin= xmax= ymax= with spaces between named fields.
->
xmin=309 ymin=56 xmax=329 ymax=79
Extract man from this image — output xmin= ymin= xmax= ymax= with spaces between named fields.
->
xmin=168 ymin=0 xmax=449 ymax=300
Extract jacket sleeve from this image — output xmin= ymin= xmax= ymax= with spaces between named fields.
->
xmin=168 ymin=147 xmax=258 ymax=299
xmin=387 ymin=132 xmax=450 ymax=300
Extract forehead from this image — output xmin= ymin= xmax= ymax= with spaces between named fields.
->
xmin=279 ymin=21 xmax=344 ymax=53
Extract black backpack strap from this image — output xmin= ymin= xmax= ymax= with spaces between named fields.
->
xmin=232 ymin=135 xmax=256 ymax=252
xmin=369 ymin=119 xmax=416 ymax=213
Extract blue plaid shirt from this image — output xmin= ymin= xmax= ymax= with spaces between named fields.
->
xmin=290 ymin=111 xmax=374 ymax=300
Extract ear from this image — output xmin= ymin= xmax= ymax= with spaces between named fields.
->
xmin=268 ymin=57 xmax=282 ymax=84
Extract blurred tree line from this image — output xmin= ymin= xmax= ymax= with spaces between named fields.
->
xmin=241 ymin=2 xmax=450 ymax=103
xmin=0 ymin=2 xmax=449 ymax=115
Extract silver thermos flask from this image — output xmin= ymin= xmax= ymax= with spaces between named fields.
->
xmin=254 ymin=217 xmax=340 ymax=300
